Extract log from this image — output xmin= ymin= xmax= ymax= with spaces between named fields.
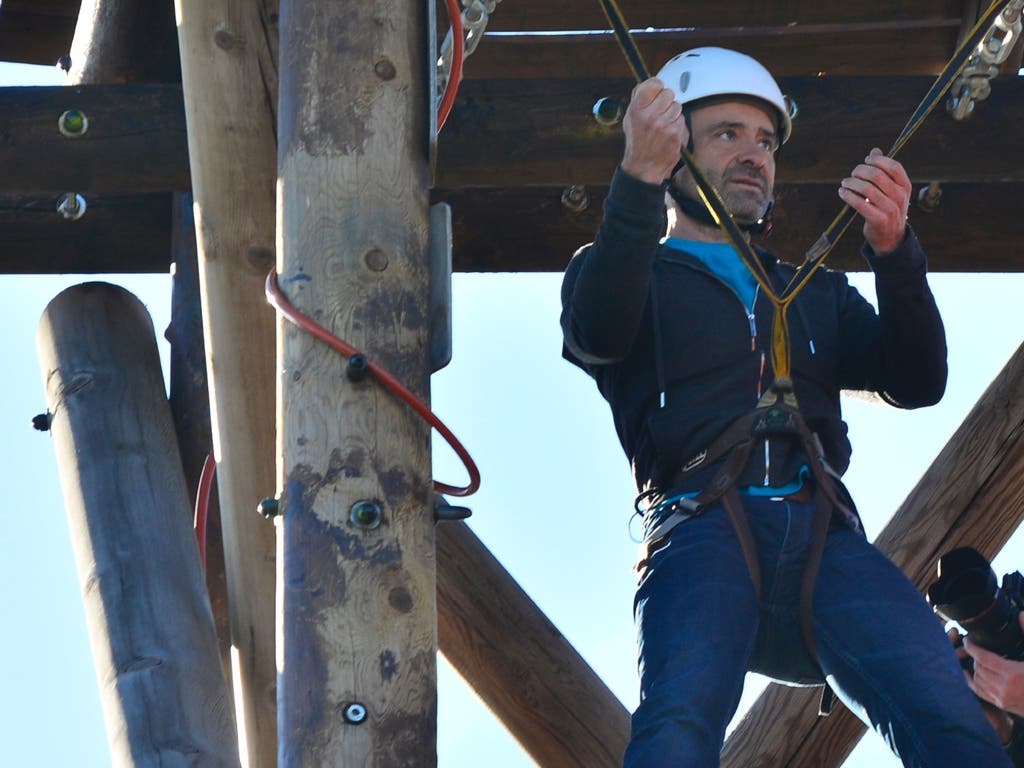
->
xmin=67 ymin=0 xmax=179 ymax=84
xmin=166 ymin=192 xmax=233 ymax=703
xmin=173 ymin=1 xmax=281 ymax=764
xmin=437 ymin=520 xmax=631 ymax=766
xmin=722 ymin=341 xmax=1024 ymax=766
xmin=276 ymin=0 xmax=437 ymax=763
xmin=36 ymin=281 xmax=238 ymax=767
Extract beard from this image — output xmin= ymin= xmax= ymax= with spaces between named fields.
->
xmin=672 ymin=164 xmax=772 ymax=227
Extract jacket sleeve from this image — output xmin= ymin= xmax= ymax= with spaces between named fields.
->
xmin=560 ymin=167 xmax=667 ymax=365
xmin=838 ymin=226 xmax=948 ymax=408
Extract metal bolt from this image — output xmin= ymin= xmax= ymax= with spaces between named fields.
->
xmin=31 ymin=413 xmax=52 ymax=432
xmin=58 ymin=109 xmax=88 ymax=138
xmin=56 ymin=55 xmax=72 ymax=74
xmin=343 ymin=702 xmax=368 ymax=724
xmin=592 ymin=97 xmax=624 ymax=126
xmin=561 ymin=185 xmax=590 ymax=213
xmin=350 ymin=500 xmax=382 ymax=529
xmin=346 ymin=354 xmax=369 ymax=382
xmin=916 ymin=182 xmax=942 ymax=213
xmin=57 ymin=193 xmax=87 ymax=221
xmin=257 ymin=497 xmax=280 ymax=519
xmin=434 ymin=502 xmax=472 ymax=522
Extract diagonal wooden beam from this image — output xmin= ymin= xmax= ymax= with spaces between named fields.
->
xmin=722 ymin=341 xmax=1024 ymax=766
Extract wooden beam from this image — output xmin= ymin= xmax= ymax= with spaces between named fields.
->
xmin=173 ymin=0 xmax=280 ymax=764
xmin=1 ymin=180 xmax=1020 ymax=275
xmin=434 ymin=182 xmax=1024 ymax=273
xmin=722 ymin=341 xmax=1024 ymax=766
xmin=277 ymin=0 xmax=437 ymax=763
xmin=437 ymin=520 xmax=631 ymax=767
xmin=0 ymin=85 xmax=189 ymax=195
xmin=0 ymin=193 xmax=170 ymax=273
xmin=36 ymin=282 xmax=239 ymax=766
xmin=436 ymin=75 xmax=1024 ymax=187
xmin=483 ymin=0 xmax=962 ymax=32
xmin=0 ymin=9 xmax=76 ymax=66
xmin=461 ymin=26 xmax=960 ymax=80
xmin=0 ymin=74 xmax=1019 ymax=199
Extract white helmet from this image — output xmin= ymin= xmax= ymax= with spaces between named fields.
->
xmin=655 ymin=47 xmax=793 ymax=144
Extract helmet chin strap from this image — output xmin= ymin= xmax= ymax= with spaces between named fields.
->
xmin=666 ymin=181 xmax=774 ymax=237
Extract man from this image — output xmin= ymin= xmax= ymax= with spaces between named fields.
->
xmin=559 ymin=47 xmax=1012 ymax=767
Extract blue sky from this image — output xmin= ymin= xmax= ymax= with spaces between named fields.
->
xmin=2 ymin=61 xmax=1023 ymax=767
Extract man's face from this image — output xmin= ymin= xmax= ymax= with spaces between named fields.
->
xmin=671 ymin=100 xmax=778 ymax=226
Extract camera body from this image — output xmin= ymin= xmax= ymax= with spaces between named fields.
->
xmin=927 ymin=546 xmax=1024 ymax=661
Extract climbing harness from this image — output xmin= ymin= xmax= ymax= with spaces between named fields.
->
xmin=598 ymin=0 xmax=1017 ymax=682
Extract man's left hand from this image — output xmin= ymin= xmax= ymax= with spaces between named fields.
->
xmin=964 ymin=632 xmax=1024 ymax=720
xmin=838 ymin=148 xmax=911 ymax=255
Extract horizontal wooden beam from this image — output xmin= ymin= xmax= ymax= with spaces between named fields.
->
xmin=1 ymin=180 xmax=1019 ymax=275
xmin=437 ymin=75 xmax=1024 ymax=187
xmin=483 ymin=0 xmax=961 ymax=33
xmin=0 ymin=9 xmax=76 ymax=65
xmin=0 ymin=193 xmax=171 ymax=273
xmin=0 ymin=85 xmax=189 ymax=195
xmin=434 ymin=182 xmax=1024 ymax=273
xmin=722 ymin=340 xmax=1024 ymax=766
xmin=2 ymin=75 xmax=1019 ymax=199
xmin=462 ymin=25 xmax=960 ymax=80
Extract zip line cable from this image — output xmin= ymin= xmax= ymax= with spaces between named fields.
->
xmin=596 ymin=0 xmax=1015 ymax=385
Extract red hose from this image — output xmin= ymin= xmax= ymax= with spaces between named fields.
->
xmin=437 ymin=0 xmax=464 ymax=131
xmin=193 ymin=453 xmax=216 ymax=569
xmin=266 ymin=268 xmax=480 ymax=497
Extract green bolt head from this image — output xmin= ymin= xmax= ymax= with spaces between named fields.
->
xmin=58 ymin=109 xmax=88 ymax=137
xmin=350 ymin=500 xmax=382 ymax=529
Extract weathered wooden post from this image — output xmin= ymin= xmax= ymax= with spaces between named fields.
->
xmin=174 ymin=2 xmax=281 ymax=764
xmin=275 ymin=0 xmax=436 ymax=763
xmin=36 ymin=282 xmax=238 ymax=766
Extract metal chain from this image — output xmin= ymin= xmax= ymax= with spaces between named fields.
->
xmin=437 ymin=0 xmax=502 ymax=97
xmin=948 ymin=0 xmax=1023 ymax=120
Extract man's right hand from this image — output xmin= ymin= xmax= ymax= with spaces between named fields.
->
xmin=621 ymin=78 xmax=689 ymax=185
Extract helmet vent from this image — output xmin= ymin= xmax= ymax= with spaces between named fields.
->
xmin=677 ymin=72 xmax=690 ymax=95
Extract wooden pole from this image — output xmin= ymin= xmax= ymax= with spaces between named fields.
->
xmin=174 ymin=2 xmax=281 ymax=764
xmin=276 ymin=0 xmax=435 ymax=763
xmin=167 ymin=192 xmax=233 ymax=698
xmin=36 ymin=282 xmax=238 ymax=767
xmin=67 ymin=0 xmax=180 ymax=84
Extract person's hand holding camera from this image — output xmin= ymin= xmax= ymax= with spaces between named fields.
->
xmin=963 ymin=613 xmax=1024 ymax=719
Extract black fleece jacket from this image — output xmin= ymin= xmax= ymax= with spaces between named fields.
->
xmin=560 ymin=167 xmax=948 ymax=496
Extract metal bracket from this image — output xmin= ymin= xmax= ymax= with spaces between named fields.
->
xmin=429 ymin=202 xmax=453 ymax=373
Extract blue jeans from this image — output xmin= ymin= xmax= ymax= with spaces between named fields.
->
xmin=624 ymin=496 xmax=1012 ymax=767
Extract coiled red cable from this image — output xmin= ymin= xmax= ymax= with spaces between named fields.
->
xmin=266 ymin=268 xmax=480 ymax=497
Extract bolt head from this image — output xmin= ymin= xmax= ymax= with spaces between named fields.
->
xmin=58 ymin=110 xmax=88 ymax=137
xmin=257 ymin=497 xmax=280 ymax=519
xmin=31 ymin=413 xmax=52 ymax=432
xmin=350 ymin=500 xmax=382 ymax=529
xmin=343 ymin=702 xmax=368 ymax=724
xmin=592 ymin=97 xmax=624 ymax=126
